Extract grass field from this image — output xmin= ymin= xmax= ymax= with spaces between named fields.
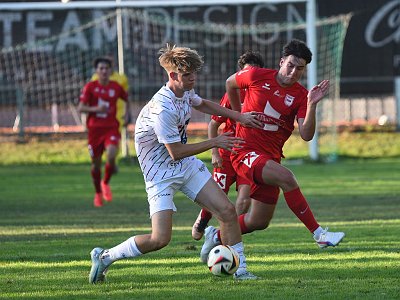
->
xmin=1 ymin=154 xmax=399 ymax=299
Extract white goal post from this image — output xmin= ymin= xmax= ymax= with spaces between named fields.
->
xmin=0 ymin=0 xmax=350 ymax=161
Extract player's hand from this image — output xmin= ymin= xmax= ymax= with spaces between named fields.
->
xmin=211 ymin=152 xmax=223 ymax=169
xmin=308 ymin=80 xmax=330 ymax=105
xmin=96 ymin=105 xmax=108 ymax=113
xmin=213 ymin=132 xmax=244 ymax=154
xmin=238 ymin=111 xmax=264 ymax=129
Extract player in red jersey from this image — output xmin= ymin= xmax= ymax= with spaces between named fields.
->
xmin=192 ymin=51 xmax=264 ymax=241
xmin=78 ymin=57 xmax=129 ymax=207
xmin=200 ymin=40 xmax=345 ymax=259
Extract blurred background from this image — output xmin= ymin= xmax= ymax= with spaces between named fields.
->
xmin=0 ymin=0 xmax=399 ymax=162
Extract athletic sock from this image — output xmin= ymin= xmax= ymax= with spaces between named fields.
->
xmin=101 ymin=236 xmax=142 ymax=265
xmin=284 ymin=187 xmax=319 ymax=233
xmin=200 ymin=209 xmax=213 ymax=221
xmin=103 ymin=163 xmax=114 ymax=184
xmin=231 ymin=242 xmax=246 ymax=272
xmin=313 ymin=226 xmax=324 ymax=239
xmin=238 ymin=214 xmax=250 ymax=234
xmin=91 ymin=168 xmax=101 ymax=193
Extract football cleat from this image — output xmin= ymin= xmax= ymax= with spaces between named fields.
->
xmin=101 ymin=180 xmax=112 ymax=202
xmin=200 ymin=226 xmax=219 ymax=263
xmin=192 ymin=211 xmax=209 ymax=241
xmin=89 ymin=247 xmax=109 ymax=284
xmin=314 ymin=228 xmax=345 ymax=248
xmin=234 ymin=270 xmax=258 ymax=280
xmin=93 ymin=193 xmax=103 ymax=207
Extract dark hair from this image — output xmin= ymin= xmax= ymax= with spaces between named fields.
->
xmin=93 ymin=57 xmax=113 ymax=69
xmin=237 ymin=50 xmax=265 ymax=69
xmin=282 ymin=39 xmax=312 ymax=64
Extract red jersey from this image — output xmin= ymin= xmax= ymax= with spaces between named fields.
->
xmin=212 ymin=90 xmax=245 ymax=159
xmin=235 ymin=66 xmax=308 ymax=158
xmin=79 ymin=80 xmax=128 ymax=129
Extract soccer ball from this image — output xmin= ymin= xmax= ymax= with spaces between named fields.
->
xmin=207 ymin=245 xmax=239 ymax=276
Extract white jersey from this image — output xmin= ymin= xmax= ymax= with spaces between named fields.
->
xmin=134 ymin=84 xmax=203 ymax=192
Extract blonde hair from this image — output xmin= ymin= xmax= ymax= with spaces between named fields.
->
xmin=158 ymin=44 xmax=204 ymax=73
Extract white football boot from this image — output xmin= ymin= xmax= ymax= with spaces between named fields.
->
xmin=200 ymin=226 xmax=220 ymax=263
xmin=314 ymin=228 xmax=345 ymax=248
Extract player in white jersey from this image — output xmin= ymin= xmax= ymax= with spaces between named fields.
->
xmin=89 ymin=44 xmax=263 ymax=283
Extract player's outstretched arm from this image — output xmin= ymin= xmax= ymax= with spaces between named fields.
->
xmin=164 ymin=132 xmax=244 ymax=161
xmin=77 ymin=102 xmax=108 ymax=114
xmin=195 ymin=99 xmax=263 ymax=129
xmin=298 ymin=80 xmax=330 ymax=141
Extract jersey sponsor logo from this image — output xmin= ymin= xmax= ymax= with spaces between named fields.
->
xmin=262 ymin=82 xmax=271 ymax=90
xmin=94 ymin=87 xmax=99 ymax=92
xmin=284 ymin=94 xmax=295 ymax=106
xmin=214 ymin=172 xmax=227 ymax=189
xmin=242 ymin=151 xmax=259 ymax=168
xmin=110 ymin=135 xmax=117 ymax=141
xmin=167 ymin=133 xmax=179 ymax=139
xmin=109 ymin=89 xmax=115 ymax=97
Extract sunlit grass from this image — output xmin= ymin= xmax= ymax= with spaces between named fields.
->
xmin=0 ymin=157 xmax=399 ymax=298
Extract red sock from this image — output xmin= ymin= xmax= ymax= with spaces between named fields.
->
xmin=238 ymin=214 xmax=251 ymax=234
xmin=217 ymin=229 xmax=221 ymax=242
xmin=200 ymin=209 xmax=213 ymax=221
xmin=103 ymin=163 xmax=114 ymax=184
xmin=91 ymin=168 xmax=101 ymax=193
xmin=284 ymin=187 xmax=319 ymax=233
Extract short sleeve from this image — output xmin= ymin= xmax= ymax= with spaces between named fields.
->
xmin=296 ymin=94 xmax=308 ymax=120
xmin=79 ymin=83 xmax=92 ymax=104
xmin=188 ymin=89 xmax=202 ymax=107
xmin=154 ymin=109 xmax=181 ymax=144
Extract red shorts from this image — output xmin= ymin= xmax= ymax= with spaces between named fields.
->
xmin=231 ymin=150 xmax=281 ymax=205
xmin=87 ymin=127 xmax=121 ymax=158
xmin=213 ymin=153 xmax=250 ymax=194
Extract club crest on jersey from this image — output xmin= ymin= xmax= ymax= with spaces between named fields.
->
xmin=109 ymin=89 xmax=115 ymax=97
xmin=242 ymin=151 xmax=259 ymax=168
xmin=284 ymin=94 xmax=295 ymax=106
xmin=214 ymin=172 xmax=227 ymax=189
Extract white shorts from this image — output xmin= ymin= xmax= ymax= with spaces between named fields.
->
xmin=146 ymin=158 xmax=211 ymax=217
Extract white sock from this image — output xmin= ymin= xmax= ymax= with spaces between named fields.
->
xmin=101 ymin=236 xmax=142 ymax=265
xmin=313 ymin=226 xmax=324 ymax=239
xmin=230 ymin=241 xmax=246 ymax=273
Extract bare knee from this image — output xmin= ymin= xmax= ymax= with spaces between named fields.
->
xmin=280 ymin=170 xmax=298 ymax=191
xmin=215 ymin=202 xmax=237 ymax=223
xmin=150 ymin=235 xmax=171 ymax=251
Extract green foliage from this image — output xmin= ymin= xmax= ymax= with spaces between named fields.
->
xmin=0 ymin=159 xmax=399 ymax=299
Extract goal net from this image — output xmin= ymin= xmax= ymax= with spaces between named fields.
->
xmin=0 ymin=2 xmax=351 ymax=159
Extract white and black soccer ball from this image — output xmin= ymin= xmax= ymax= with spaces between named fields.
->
xmin=207 ymin=245 xmax=239 ymax=276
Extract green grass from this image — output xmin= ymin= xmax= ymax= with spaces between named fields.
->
xmin=0 ymin=158 xmax=399 ymax=299
xmin=1 ymin=131 xmax=399 ymax=165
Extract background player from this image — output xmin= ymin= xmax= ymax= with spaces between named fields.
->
xmin=78 ymin=57 xmax=129 ymax=207
xmin=88 ymin=44 xmax=264 ymax=283
xmin=91 ymin=56 xmax=131 ymax=158
xmin=200 ymin=39 xmax=345 ymax=262
xmin=192 ymin=50 xmax=265 ymax=241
